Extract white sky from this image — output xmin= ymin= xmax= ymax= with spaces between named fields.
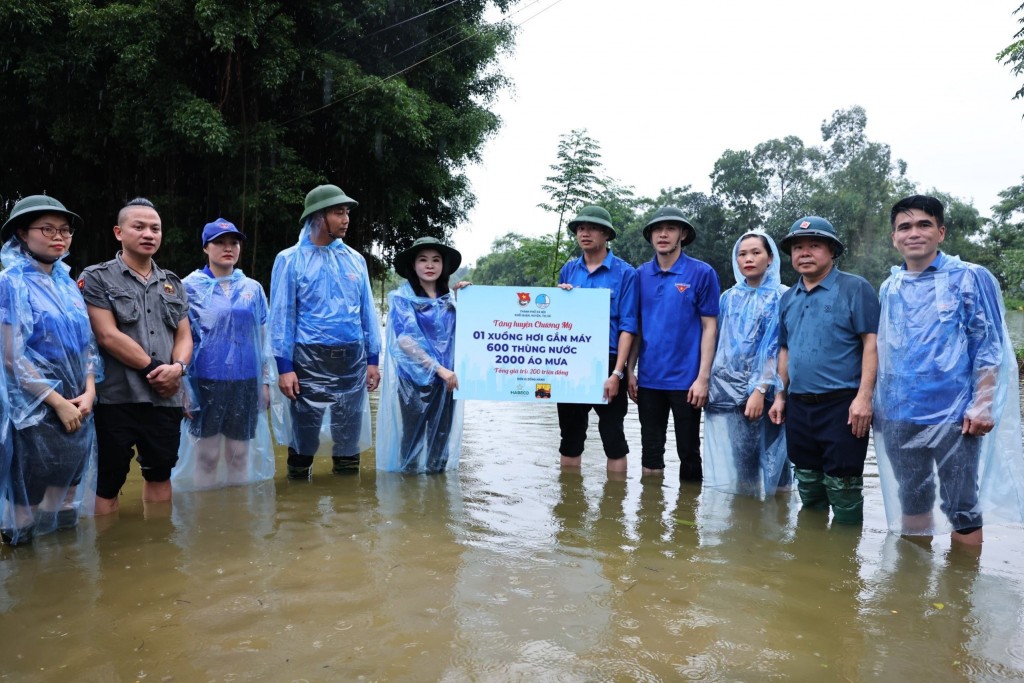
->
xmin=453 ymin=0 xmax=1024 ymax=265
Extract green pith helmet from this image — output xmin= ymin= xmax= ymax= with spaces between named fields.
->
xmin=642 ymin=206 xmax=696 ymax=246
xmin=394 ymin=236 xmax=463 ymax=279
xmin=1 ymin=195 xmax=82 ymax=242
xmin=299 ymin=184 xmax=359 ymax=222
xmin=566 ymin=205 xmax=616 ymax=240
xmin=779 ymin=216 xmax=844 ymax=257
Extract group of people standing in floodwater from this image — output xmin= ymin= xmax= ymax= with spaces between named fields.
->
xmin=1 ymin=187 xmax=1023 ymax=553
xmin=555 ymin=195 xmax=1024 ymax=550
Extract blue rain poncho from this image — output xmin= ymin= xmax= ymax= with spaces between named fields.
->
xmin=0 ymin=238 xmax=102 ymax=543
xmin=704 ymin=231 xmax=790 ymax=497
xmin=268 ymin=223 xmax=381 ymax=458
xmin=172 ymin=267 xmax=275 ymax=491
xmin=376 ymin=282 xmax=463 ymax=473
xmin=874 ymin=252 xmax=1024 ymax=535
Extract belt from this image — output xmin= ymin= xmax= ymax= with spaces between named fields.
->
xmin=788 ymin=388 xmax=858 ymax=404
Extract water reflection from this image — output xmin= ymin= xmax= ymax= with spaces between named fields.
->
xmin=0 ymin=399 xmax=1022 ymax=681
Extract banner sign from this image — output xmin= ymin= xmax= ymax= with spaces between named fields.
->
xmin=454 ymin=285 xmax=610 ymax=404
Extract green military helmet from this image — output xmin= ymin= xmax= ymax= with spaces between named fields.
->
xmin=779 ymin=216 xmax=844 ymax=257
xmin=394 ymin=236 xmax=463 ymax=279
xmin=566 ymin=205 xmax=616 ymax=240
xmin=642 ymin=206 xmax=696 ymax=246
xmin=1 ymin=195 xmax=82 ymax=242
xmin=300 ymin=184 xmax=359 ymax=222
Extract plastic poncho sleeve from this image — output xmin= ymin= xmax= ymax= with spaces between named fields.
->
xmin=963 ymin=266 xmax=1004 ymax=420
xmin=0 ymin=250 xmax=103 ymax=428
xmin=356 ymin=252 xmax=382 ymax=366
xmin=388 ymin=289 xmax=445 ymax=385
xmin=269 ymin=250 xmax=299 ymax=374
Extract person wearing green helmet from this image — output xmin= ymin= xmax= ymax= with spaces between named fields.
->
xmin=625 ymin=206 xmax=720 ymax=482
xmin=269 ymin=184 xmax=382 ymax=479
xmin=0 ymin=195 xmax=103 ymax=545
xmin=768 ymin=216 xmax=879 ymax=525
xmin=556 ymin=205 xmax=638 ymax=474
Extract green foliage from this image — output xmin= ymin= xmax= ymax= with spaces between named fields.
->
xmin=997 ymin=2 xmax=1024 ymax=106
xmin=470 ymin=232 xmax=572 ymax=287
xmin=0 ymin=0 xmax=516 ymax=286
xmin=539 ymin=128 xmax=608 ymax=281
xmin=476 ymin=111 xmax=1017 ymax=298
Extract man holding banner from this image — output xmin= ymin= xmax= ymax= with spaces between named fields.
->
xmin=556 ymin=206 xmax=638 ymax=473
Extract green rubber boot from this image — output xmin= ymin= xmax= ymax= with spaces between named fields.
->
xmin=794 ymin=468 xmax=829 ymax=510
xmin=824 ymin=474 xmax=864 ymax=525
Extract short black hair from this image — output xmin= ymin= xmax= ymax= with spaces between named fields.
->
xmin=890 ymin=195 xmax=944 ymax=227
xmin=118 ymin=197 xmax=158 ymax=225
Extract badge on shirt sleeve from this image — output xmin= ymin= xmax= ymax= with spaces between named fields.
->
xmin=164 ymin=283 xmax=176 ymax=295
xmin=77 ymin=278 xmax=85 ymax=291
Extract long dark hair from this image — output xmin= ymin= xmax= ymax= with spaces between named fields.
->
xmin=407 ymin=247 xmax=451 ymax=298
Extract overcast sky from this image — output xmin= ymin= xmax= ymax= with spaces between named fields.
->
xmin=451 ymin=0 xmax=1024 ymax=265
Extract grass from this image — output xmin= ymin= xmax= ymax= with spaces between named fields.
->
xmin=1005 ymin=296 xmax=1024 ymax=312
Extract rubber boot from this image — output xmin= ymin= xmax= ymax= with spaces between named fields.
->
xmin=794 ymin=468 xmax=829 ymax=510
xmin=287 ymin=448 xmax=314 ymax=480
xmin=824 ymin=474 xmax=864 ymax=525
xmin=287 ymin=465 xmax=312 ymax=480
xmin=332 ymin=456 xmax=360 ymax=474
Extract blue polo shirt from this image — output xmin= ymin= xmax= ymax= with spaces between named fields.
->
xmin=558 ymin=249 xmax=638 ymax=354
xmin=635 ymin=252 xmax=720 ymax=390
xmin=778 ymin=267 xmax=879 ymax=394
xmin=876 ymin=252 xmax=1004 ymax=424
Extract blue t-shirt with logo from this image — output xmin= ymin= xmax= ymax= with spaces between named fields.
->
xmin=635 ymin=252 xmax=720 ymax=390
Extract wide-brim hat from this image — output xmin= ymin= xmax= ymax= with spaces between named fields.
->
xmin=300 ymin=184 xmax=359 ymax=222
xmin=395 ymin=236 xmax=463 ymax=279
xmin=643 ymin=206 xmax=696 ymax=246
xmin=779 ymin=216 xmax=844 ymax=257
xmin=566 ymin=205 xmax=616 ymax=240
xmin=1 ymin=195 xmax=82 ymax=242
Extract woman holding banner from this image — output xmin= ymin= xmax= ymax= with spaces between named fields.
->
xmin=376 ymin=237 xmax=468 ymax=474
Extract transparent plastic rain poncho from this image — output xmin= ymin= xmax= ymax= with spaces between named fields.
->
xmin=172 ymin=268 xmax=275 ymax=491
xmin=268 ymin=222 xmax=381 ymax=458
xmin=704 ymin=231 xmax=791 ymax=497
xmin=376 ymin=282 xmax=464 ymax=473
xmin=874 ymin=254 xmax=1024 ymax=535
xmin=0 ymin=238 xmax=102 ymax=543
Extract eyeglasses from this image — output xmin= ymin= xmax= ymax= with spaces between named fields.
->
xmin=28 ymin=224 xmax=75 ymax=238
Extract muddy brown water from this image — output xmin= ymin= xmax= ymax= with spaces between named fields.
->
xmin=2 ymin=396 xmax=1023 ymax=682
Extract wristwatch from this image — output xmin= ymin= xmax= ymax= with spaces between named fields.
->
xmin=176 ymin=360 xmax=188 ymax=377
xmin=756 ymin=385 xmax=767 ymax=394
xmin=612 ymin=369 xmax=625 ymax=380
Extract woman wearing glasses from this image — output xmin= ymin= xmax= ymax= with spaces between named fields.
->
xmin=0 ymin=195 xmax=102 ymax=545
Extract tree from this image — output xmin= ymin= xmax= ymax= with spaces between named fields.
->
xmin=0 ymin=1 xmax=517 ymax=286
xmin=805 ymin=106 xmax=912 ymax=286
xmin=470 ymin=232 xmax=558 ymax=286
xmin=539 ymin=129 xmax=607 ymax=283
xmin=997 ymin=2 xmax=1024 ymax=108
xmin=710 ymin=149 xmax=766 ymax=233
xmin=982 ymin=176 xmax=1024 ymax=289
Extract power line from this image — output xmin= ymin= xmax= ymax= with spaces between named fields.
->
xmin=282 ymin=0 xmax=569 ymax=126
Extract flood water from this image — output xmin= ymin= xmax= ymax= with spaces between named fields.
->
xmin=2 ymin=395 xmax=1024 ymax=682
